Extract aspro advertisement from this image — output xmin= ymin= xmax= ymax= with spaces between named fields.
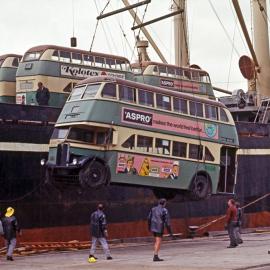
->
xmin=116 ymin=153 xmax=180 ymax=180
xmin=121 ymin=107 xmax=218 ymax=139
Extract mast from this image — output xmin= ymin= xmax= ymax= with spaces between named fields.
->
xmin=173 ymin=0 xmax=189 ymax=66
xmin=252 ymin=0 xmax=270 ymax=100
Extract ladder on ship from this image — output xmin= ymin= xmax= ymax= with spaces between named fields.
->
xmin=254 ymin=98 xmax=270 ymax=123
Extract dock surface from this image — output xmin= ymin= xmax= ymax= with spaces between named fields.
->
xmin=1 ymin=232 xmax=270 ymax=270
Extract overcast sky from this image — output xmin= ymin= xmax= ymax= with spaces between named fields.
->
xmin=0 ymin=0 xmax=262 ymax=94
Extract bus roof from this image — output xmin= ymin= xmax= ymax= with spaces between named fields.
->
xmin=25 ymin=45 xmax=130 ymax=62
xmin=78 ymin=76 xmax=224 ymax=108
xmin=0 ymin=54 xmax=22 ymax=61
xmin=131 ymin=61 xmax=210 ymax=74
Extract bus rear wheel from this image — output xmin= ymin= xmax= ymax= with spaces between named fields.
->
xmin=190 ymin=175 xmax=211 ymax=200
xmin=79 ymin=160 xmax=110 ymax=189
xmin=153 ymin=188 xmax=177 ymax=200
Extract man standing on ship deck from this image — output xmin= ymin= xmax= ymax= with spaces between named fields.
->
xmin=2 ymin=207 xmax=21 ymax=261
xmin=148 ymin=198 xmax=173 ymax=262
xmin=88 ymin=203 xmax=112 ymax=262
xmin=36 ymin=82 xmax=50 ymax=106
xmin=225 ymin=199 xmax=238 ymax=248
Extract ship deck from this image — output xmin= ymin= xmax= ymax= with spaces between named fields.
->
xmin=1 ymin=231 xmax=270 ymax=270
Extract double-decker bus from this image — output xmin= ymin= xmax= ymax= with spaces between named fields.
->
xmin=16 ymin=45 xmax=133 ymax=107
xmin=0 ymin=54 xmax=22 ymax=103
xmin=44 ymin=76 xmax=238 ymax=200
xmin=132 ymin=61 xmax=215 ymax=99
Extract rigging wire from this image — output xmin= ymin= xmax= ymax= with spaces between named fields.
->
xmin=90 ymin=0 xmax=111 ymax=52
xmin=208 ymin=0 xmax=240 ymax=57
xmin=255 ymin=0 xmax=269 ymax=25
xmin=72 ymin=0 xmax=75 ymax=37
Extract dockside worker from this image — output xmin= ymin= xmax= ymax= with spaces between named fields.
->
xmin=2 ymin=207 xmax=21 ymax=261
xmin=225 ymin=199 xmax=238 ymax=248
xmin=88 ymin=204 xmax=112 ymax=262
xmin=36 ymin=82 xmax=50 ymax=106
xmin=148 ymin=198 xmax=173 ymax=262
xmin=235 ymin=202 xmax=243 ymax=244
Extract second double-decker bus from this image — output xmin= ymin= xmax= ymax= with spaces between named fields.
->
xmin=0 ymin=54 xmax=22 ymax=103
xmin=44 ymin=76 xmax=238 ymax=200
xmin=16 ymin=45 xmax=133 ymax=107
xmin=132 ymin=61 xmax=215 ymax=100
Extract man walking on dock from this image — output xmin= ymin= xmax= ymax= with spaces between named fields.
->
xmin=225 ymin=199 xmax=238 ymax=248
xmin=2 ymin=207 xmax=21 ymax=261
xmin=148 ymin=198 xmax=173 ymax=262
xmin=88 ymin=203 xmax=112 ymax=262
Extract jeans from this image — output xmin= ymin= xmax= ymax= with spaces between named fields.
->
xmin=90 ymin=237 xmax=111 ymax=257
xmin=227 ymin=222 xmax=237 ymax=246
xmin=5 ymin=238 xmax=16 ymax=257
xmin=235 ymin=226 xmax=243 ymax=243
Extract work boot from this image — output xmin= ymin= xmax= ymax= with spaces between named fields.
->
xmin=153 ymin=255 xmax=164 ymax=261
xmin=238 ymin=239 xmax=243 ymax=244
xmin=227 ymin=245 xmax=237 ymax=248
xmin=107 ymin=256 xmax=113 ymax=260
xmin=6 ymin=256 xmax=14 ymax=261
xmin=89 ymin=255 xmax=98 ymax=260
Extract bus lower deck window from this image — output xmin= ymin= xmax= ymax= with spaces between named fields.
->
xmin=173 ymin=97 xmax=187 ymax=114
xmin=205 ymin=147 xmax=215 ymax=161
xmin=189 ymin=144 xmax=203 ymax=160
xmin=102 ymin=83 xmax=116 ymax=99
xmin=172 ymin=141 xmax=187 ymax=158
xmin=122 ymin=135 xmax=135 ymax=149
xmin=137 ymin=135 xmax=153 ymax=152
xmin=138 ymin=90 xmax=154 ymax=107
xmin=155 ymin=138 xmax=170 ymax=155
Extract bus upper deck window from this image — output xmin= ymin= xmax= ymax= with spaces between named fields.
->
xmin=12 ymin=58 xmax=19 ymax=67
xmin=72 ymin=52 xmax=82 ymax=64
xmin=159 ymin=66 xmax=167 ymax=76
xmin=138 ymin=90 xmax=154 ymax=107
xmin=59 ymin=51 xmax=71 ymax=63
xmin=69 ymin=85 xmax=85 ymax=101
xmin=176 ymin=68 xmax=183 ymax=78
xmin=173 ymin=97 xmax=187 ymax=114
xmin=200 ymin=73 xmax=210 ymax=83
xmin=0 ymin=60 xmax=3 ymax=67
xmin=132 ymin=67 xmax=142 ymax=74
xmin=82 ymin=84 xmax=100 ymax=99
xmin=155 ymin=138 xmax=170 ymax=155
xmin=102 ymin=83 xmax=116 ymax=99
xmin=184 ymin=70 xmax=191 ymax=80
xmin=106 ymin=58 xmax=116 ymax=69
xmin=192 ymin=71 xmax=200 ymax=81
xmin=156 ymin=94 xmax=171 ymax=111
xmin=167 ymin=67 xmax=175 ymax=78
xmin=23 ymin=52 xmax=41 ymax=61
xmin=189 ymin=144 xmax=203 ymax=160
xmin=119 ymin=85 xmax=136 ymax=103
xmin=115 ymin=59 xmax=124 ymax=70
xmin=137 ymin=135 xmax=153 ymax=153
xmin=205 ymin=104 xmax=218 ymax=120
xmin=122 ymin=135 xmax=135 ymax=149
xmin=95 ymin=56 xmax=105 ymax=68
xmin=172 ymin=141 xmax=187 ymax=157
xmin=189 ymin=101 xmax=203 ymax=117
xmin=126 ymin=62 xmax=132 ymax=72
xmin=51 ymin=50 xmax=59 ymax=61
xmin=220 ymin=108 xmax=229 ymax=122
xmin=83 ymin=54 xmax=93 ymax=66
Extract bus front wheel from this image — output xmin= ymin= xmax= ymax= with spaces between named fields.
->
xmin=79 ymin=160 xmax=110 ymax=188
xmin=190 ymin=175 xmax=211 ymax=200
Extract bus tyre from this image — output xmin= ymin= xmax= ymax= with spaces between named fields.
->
xmin=153 ymin=188 xmax=177 ymax=200
xmin=190 ymin=175 xmax=211 ymax=200
xmin=79 ymin=160 xmax=109 ymax=189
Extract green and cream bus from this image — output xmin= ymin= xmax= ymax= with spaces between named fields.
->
xmin=44 ymin=76 xmax=238 ymax=200
xmin=0 ymin=54 xmax=22 ymax=103
xmin=132 ymin=61 xmax=215 ymax=99
xmin=16 ymin=45 xmax=133 ymax=107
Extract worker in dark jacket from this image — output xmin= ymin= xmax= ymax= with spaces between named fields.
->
xmin=36 ymin=82 xmax=50 ymax=106
xmin=2 ymin=207 xmax=21 ymax=261
xmin=225 ymin=199 xmax=238 ymax=248
xmin=88 ymin=204 xmax=112 ymax=262
xmin=235 ymin=202 xmax=243 ymax=244
xmin=148 ymin=198 xmax=173 ymax=262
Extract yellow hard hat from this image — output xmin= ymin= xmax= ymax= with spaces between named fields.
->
xmin=5 ymin=207 xmax=14 ymax=217
xmin=88 ymin=257 xmax=96 ymax=263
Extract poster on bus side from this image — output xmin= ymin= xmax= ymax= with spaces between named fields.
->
xmin=116 ymin=153 xmax=180 ymax=180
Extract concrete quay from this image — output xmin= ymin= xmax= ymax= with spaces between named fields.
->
xmin=1 ymin=232 xmax=270 ymax=270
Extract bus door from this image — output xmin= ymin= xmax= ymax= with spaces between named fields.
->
xmin=217 ymin=146 xmax=237 ymax=194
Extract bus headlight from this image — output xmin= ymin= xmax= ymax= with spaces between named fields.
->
xmin=72 ymin=158 xmax=78 ymax=165
xmin=40 ymin=159 xmax=46 ymax=166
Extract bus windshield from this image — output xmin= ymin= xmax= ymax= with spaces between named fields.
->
xmin=23 ymin=51 xmax=42 ymax=61
xmin=51 ymin=127 xmax=69 ymax=139
xmin=69 ymin=86 xmax=86 ymax=101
